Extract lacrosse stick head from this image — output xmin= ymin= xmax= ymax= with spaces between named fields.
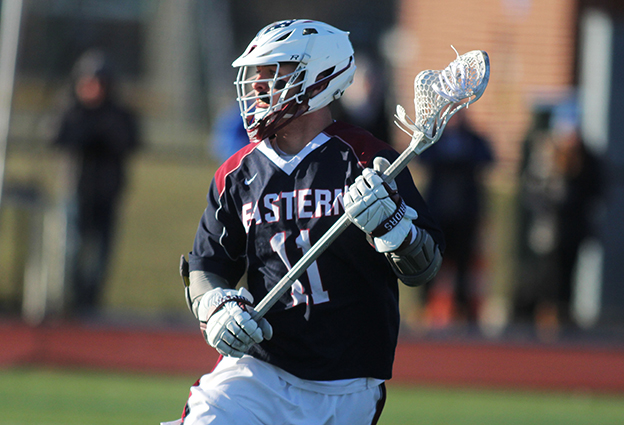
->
xmin=395 ymin=49 xmax=490 ymax=149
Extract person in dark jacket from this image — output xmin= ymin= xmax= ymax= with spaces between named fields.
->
xmin=418 ymin=112 xmax=494 ymax=325
xmin=53 ymin=49 xmax=140 ymax=316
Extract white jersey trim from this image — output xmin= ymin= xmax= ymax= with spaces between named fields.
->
xmin=257 ymin=132 xmax=331 ymax=175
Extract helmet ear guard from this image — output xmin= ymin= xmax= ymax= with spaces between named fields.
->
xmin=305 ymin=56 xmax=355 ymax=109
xmin=232 ymin=19 xmax=356 ymax=141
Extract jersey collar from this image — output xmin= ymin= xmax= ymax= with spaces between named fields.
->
xmin=257 ymin=132 xmax=331 ymax=175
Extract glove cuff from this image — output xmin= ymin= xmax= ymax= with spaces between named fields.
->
xmin=370 ymin=196 xmax=406 ymax=238
xmin=373 ymin=221 xmax=415 ymax=253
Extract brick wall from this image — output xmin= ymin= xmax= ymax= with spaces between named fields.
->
xmin=392 ymin=0 xmax=578 ymax=184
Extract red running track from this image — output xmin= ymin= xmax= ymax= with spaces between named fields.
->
xmin=1 ymin=319 xmax=623 ymax=393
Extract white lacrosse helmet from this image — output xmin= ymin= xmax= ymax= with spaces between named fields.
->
xmin=232 ymin=19 xmax=356 ymax=141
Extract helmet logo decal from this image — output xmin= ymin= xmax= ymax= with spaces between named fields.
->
xmin=264 ymin=19 xmax=296 ymax=34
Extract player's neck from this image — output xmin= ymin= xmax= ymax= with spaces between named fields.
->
xmin=272 ymin=107 xmax=333 ymax=155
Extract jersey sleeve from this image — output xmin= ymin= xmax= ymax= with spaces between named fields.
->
xmin=188 ymin=178 xmax=247 ymax=287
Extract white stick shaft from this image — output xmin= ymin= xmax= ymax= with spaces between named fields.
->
xmin=254 ymin=132 xmax=426 ymax=318
xmin=254 ymin=213 xmax=350 ymax=317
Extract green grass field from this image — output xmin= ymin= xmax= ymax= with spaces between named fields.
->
xmin=1 ymin=367 xmax=624 ymax=425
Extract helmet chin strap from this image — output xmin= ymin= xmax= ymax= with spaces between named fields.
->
xmin=248 ymin=96 xmax=310 ymax=141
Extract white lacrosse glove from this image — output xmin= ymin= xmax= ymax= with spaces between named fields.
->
xmin=197 ymin=287 xmax=273 ymax=358
xmin=344 ymin=157 xmax=418 ymax=253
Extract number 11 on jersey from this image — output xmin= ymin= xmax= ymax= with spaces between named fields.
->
xmin=270 ymin=229 xmax=330 ymax=310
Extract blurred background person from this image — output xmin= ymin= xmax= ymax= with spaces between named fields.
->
xmin=512 ymin=107 xmax=562 ymax=336
xmin=417 ymin=112 xmax=495 ymax=327
xmin=332 ymin=52 xmax=391 ymax=143
xmin=512 ymin=100 xmax=602 ymax=338
xmin=550 ymin=103 xmax=602 ymax=329
xmin=52 ymin=49 xmax=141 ymax=317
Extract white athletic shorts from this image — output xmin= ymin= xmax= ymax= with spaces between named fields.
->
xmin=161 ymin=355 xmax=386 ymax=425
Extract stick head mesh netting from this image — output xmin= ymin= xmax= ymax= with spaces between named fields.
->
xmin=396 ymin=49 xmax=490 ymax=140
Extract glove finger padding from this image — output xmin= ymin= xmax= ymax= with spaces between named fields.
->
xmin=372 ymin=157 xmax=397 ymax=190
xmin=250 ymin=309 xmax=273 ymax=341
xmin=344 ymin=156 xmax=420 ymax=253
xmin=344 ymin=168 xmax=398 ymax=233
xmin=198 ymin=287 xmax=272 ymax=357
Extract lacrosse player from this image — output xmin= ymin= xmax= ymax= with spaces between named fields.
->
xmin=168 ymin=19 xmax=444 ymax=425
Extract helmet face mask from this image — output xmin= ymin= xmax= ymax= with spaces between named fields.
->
xmin=232 ymin=19 xmax=356 ymax=142
xmin=235 ymin=63 xmax=306 ymax=140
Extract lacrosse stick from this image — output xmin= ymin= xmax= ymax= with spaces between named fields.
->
xmin=254 ymin=48 xmax=490 ymax=319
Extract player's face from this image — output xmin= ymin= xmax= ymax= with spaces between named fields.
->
xmin=252 ymin=63 xmax=298 ymax=109
xmin=75 ymin=75 xmax=106 ymax=108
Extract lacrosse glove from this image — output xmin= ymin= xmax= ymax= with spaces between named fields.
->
xmin=344 ymin=157 xmax=418 ymax=253
xmin=197 ymin=287 xmax=273 ymax=357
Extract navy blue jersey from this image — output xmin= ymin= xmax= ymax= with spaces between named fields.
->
xmin=190 ymin=121 xmax=443 ymax=381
